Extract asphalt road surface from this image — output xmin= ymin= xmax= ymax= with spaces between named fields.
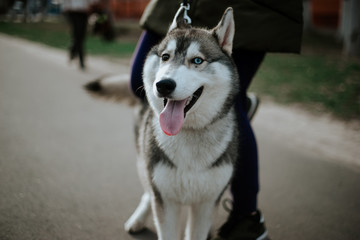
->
xmin=0 ymin=34 xmax=359 ymax=240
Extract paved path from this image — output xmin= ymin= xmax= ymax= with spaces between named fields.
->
xmin=0 ymin=34 xmax=359 ymax=240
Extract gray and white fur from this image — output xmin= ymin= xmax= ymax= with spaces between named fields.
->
xmin=85 ymin=7 xmax=240 ymax=240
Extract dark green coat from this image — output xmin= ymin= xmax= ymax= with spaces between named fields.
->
xmin=140 ymin=0 xmax=303 ymax=53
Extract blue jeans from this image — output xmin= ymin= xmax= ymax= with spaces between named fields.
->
xmin=130 ymin=30 xmax=265 ymax=215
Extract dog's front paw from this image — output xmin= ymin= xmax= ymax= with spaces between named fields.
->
xmin=124 ymin=216 xmax=146 ymax=234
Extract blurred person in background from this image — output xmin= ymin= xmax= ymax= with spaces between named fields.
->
xmin=130 ymin=1 xmax=303 ymax=239
xmin=61 ymin=0 xmax=98 ymax=70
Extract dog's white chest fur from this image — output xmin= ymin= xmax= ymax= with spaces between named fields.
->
xmin=153 ymin=163 xmax=232 ymax=204
xmin=151 ymin=113 xmax=235 ymax=204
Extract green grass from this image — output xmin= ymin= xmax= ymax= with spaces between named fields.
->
xmin=86 ymin=37 xmax=136 ymax=56
xmin=0 ymin=20 xmax=359 ymax=120
xmin=0 ymin=21 xmax=70 ymax=49
xmin=0 ymin=21 xmax=137 ymax=57
xmin=251 ymin=54 xmax=360 ymax=120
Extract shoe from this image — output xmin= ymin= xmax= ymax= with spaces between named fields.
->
xmin=212 ymin=211 xmax=269 ymax=240
xmin=212 ymin=201 xmax=269 ymax=240
xmin=246 ymin=93 xmax=260 ymax=121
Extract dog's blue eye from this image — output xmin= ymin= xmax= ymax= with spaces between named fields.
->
xmin=162 ymin=54 xmax=170 ymax=61
xmin=192 ymin=57 xmax=204 ymax=65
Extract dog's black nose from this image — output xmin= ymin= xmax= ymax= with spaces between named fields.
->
xmin=156 ymin=79 xmax=176 ymax=96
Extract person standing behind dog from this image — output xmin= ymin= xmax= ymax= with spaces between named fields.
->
xmin=130 ymin=1 xmax=303 ymax=239
xmin=61 ymin=0 xmax=98 ymax=70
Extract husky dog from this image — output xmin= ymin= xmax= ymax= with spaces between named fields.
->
xmin=86 ymin=7 xmax=240 ymax=240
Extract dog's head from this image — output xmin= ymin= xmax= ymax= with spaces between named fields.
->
xmin=143 ymin=7 xmax=239 ymax=136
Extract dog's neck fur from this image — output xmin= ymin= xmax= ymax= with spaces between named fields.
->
xmin=151 ymin=107 xmax=236 ymax=170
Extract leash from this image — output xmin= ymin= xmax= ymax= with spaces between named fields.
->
xmin=180 ymin=0 xmax=192 ymax=24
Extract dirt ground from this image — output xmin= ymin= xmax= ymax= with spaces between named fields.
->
xmin=1 ymin=33 xmax=360 ymax=240
xmin=253 ymin=99 xmax=360 ymax=171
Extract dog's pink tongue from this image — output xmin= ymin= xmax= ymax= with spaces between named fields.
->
xmin=159 ymin=99 xmax=187 ymax=136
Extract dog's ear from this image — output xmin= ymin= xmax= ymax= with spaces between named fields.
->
xmin=212 ymin=7 xmax=235 ymax=55
xmin=168 ymin=7 xmax=188 ymax=32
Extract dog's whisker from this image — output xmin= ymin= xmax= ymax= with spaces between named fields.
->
xmin=136 ymin=86 xmax=144 ymax=92
xmin=135 ymin=86 xmax=146 ymax=96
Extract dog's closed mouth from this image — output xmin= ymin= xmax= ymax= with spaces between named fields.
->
xmin=160 ymin=86 xmax=204 ymax=136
